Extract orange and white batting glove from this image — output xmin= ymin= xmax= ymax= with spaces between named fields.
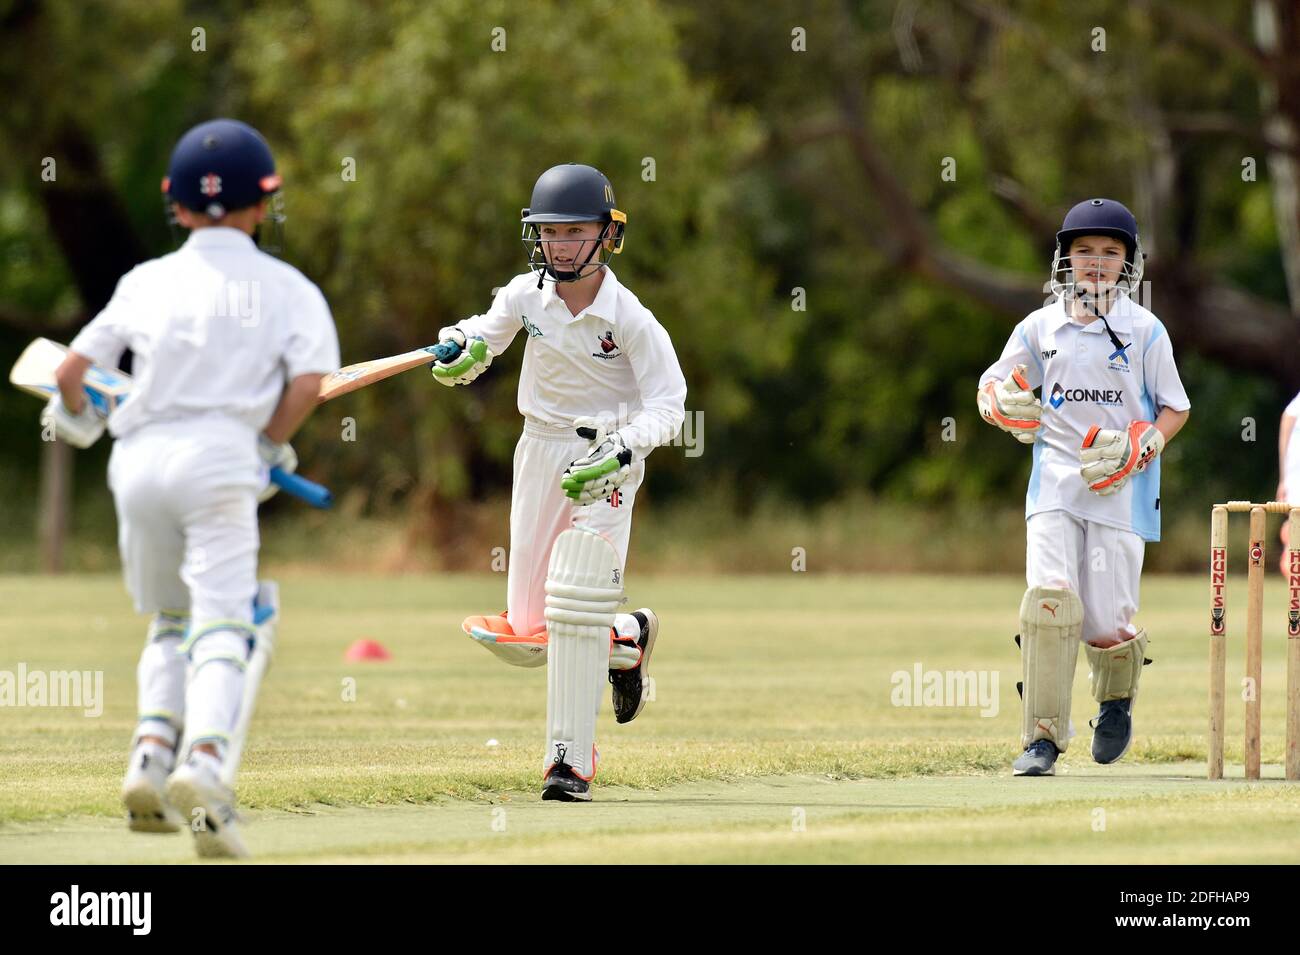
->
xmin=977 ymin=364 xmax=1041 ymax=444
xmin=1079 ymin=421 xmax=1165 ymax=495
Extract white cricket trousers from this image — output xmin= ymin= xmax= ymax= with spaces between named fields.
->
xmin=108 ymin=417 xmax=262 ymax=627
xmin=1025 ymin=509 xmax=1145 ymax=644
xmin=110 ymin=416 xmax=264 ymax=751
xmin=507 ymin=420 xmax=644 ymax=636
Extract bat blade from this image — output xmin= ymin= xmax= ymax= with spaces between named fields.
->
xmin=9 ymin=337 xmax=132 ymax=415
xmin=317 ymin=342 xmax=460 ymax=403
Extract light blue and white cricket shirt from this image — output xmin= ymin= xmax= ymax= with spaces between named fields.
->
xmin=979 ymin=294 xmax=1190 ymax=542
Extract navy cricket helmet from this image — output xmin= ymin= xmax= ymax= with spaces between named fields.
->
xmin=162 ymin=119 xmax=282 ymax=220
xmin=1050 ymin=198 xmax=1144 ymax=298
xmin=521 ymin=164 xmax=626 ymax=284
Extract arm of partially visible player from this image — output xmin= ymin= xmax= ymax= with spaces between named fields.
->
xmin=1278 ymin=394 xmax=1300 ymax=501
xmin=614 ymin=315 xmax=687 ymax=461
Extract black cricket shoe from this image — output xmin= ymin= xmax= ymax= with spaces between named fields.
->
xmin=1012 ymin=739 xmax=1060 ymax=776
xmin=610 ymin=608 xmax=658 ymax=724
xmin=1090 ymin=698 xmax=1135 ymax=764
xmin=541 ymin=762 xmax=592 ymax=802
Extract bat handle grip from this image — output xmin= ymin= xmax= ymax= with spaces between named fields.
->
xmin=429 ymin=341 xmax=462 ymax=363
xmin=269 ymin=468 xmax=333 ymax=509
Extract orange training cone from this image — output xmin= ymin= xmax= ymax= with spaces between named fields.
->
xmin=344 ymin=639 xmax=391 ymax=662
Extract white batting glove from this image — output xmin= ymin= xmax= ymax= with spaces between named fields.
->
xmin=977 ymin=364 xmax=1042 ymax=444
xmin=1079 ymin=421 xmax=1165 ymax=495
xmin=561 ymin=417 xmax=634 ymax=505
xmin=42 ymin=393 xmax=105 ymax=449
xmin=257 ymin=434 xmax=298 ymax=503
xmin=431 ymin=327 xmax=493 ymax=386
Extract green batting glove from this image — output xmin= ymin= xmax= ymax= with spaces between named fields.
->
xmin=561 ymin=430 xmax=634 ymax=505
xmin=432 ymin=334 xmax=493 ymax=386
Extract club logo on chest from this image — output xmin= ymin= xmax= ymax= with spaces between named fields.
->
xmin=592 ymin=331 xmax=621 ymax=360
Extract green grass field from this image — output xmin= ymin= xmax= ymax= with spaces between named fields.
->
xmin=3 ymin=572 xmax=1299 ymax=863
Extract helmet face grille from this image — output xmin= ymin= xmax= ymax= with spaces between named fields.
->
xmin=522 ymin=219 xmax=625 ymax=284
xmin=1051 ymin=198 xmax=1144 ymax=303
xmin=1049 ymin=237 xmax=1145 ymax=301
xmin=520 ymin=164 xmax=625 ymax=283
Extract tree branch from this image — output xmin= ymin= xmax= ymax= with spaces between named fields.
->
xmin=1135 ymin=0 xmax=1272 ymax=75
xmin=826 ymin=72 xmax=1300 ymax=388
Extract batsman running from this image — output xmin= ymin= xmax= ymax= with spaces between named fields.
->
xmin=977 ymin=199 xmax=1190 ymax=776
xmin=430 ymin=163 xmax=686 ymax=801
xmin=46 ymin=119 xmax=340 ymax=854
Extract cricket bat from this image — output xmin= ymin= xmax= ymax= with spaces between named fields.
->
xmin=9 ymin=338 xmax=333 ymax=509
xmin=317 ymin=341 xmax=461 ymax=403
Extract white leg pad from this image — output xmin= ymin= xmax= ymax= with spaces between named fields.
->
xmin=222 ymin=580 xmax=278 ymax=788
xmin=1019 ymin=586 xmax=1084 ymax=751
xmin=544 ymin=528 xmax=623 ymax=780
xmin=132 ymin=611 xmax=189 ymax=748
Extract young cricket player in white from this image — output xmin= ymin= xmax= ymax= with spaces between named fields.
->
xmin=431 ymin=163 xmax=686 ymax=801
xmin=977 ymin=199 xmax=1190 ymax=776
xmin=46 ymin=119 xmax=339 ymax=855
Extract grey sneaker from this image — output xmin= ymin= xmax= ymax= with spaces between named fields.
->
xmin=1013 ymin=739 xmax=1060 ymax=776
xmin=1090 ymin=698 xmax=1134 ymax=764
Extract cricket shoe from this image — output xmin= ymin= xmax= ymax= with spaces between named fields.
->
xmin=1012 ymin=739 xmax=1060 ymax=776
xmin=542 ymin=762 xmax=592 ymax=802
xmin=1090 ymin=698 xmax=1135 ymax=764
xmin=610 ymin=608 xmax=658 ymax=724
xmin=166 ymin=754 xmax=249 ymax=859
xmin=121 ymin=742 xmax=182 ymax=833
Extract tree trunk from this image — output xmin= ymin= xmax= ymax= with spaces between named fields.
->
xmin=38 ymin=438 xmax=71 ymax=573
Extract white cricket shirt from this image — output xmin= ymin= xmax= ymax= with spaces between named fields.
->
xmin=455 ymin=269 xmax=686 ymax=459
xmin=980 ymin=294 xmax=1190 ymax=542
xmin=70 ymin=227 xmax=340 ymax=438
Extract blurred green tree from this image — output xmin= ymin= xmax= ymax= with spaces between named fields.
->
xmin=1 ymin=0 xmax=1297 ymax=559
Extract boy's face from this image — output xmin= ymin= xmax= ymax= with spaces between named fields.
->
xmin=539 ymin=220 xmax=610 ymax=278
xmin=1067 ymin=234 xmax=1127 ymax=296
